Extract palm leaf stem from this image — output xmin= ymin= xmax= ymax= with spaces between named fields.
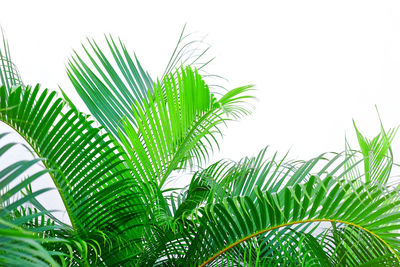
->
xmin=199 ymin=219 xmax=400 ymax=267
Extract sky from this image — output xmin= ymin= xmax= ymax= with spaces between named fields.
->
xmin=1 ymin=0 xmax=400 ymax=222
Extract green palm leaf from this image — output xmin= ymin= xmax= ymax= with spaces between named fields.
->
xmin=0 ymin=134 xmax=63 ymax=266
xmin=0 ymin=133 xmax=113 ymax=266
xmin=67 ymin=35 xmax=154 ymax=141
xmin=67 ymin=26 xmax=216 ymax=143
xmin=0 ymin=84 xmax=145 ymax=236
xmin=351 ymin=119 xmax=398 ymax=185
xmin=120 ymin=66 xmax=253 ymax=189
xmin=327 ymin=224 xmax=398 ymax=266
xmin=0 ymin=31 xmax=23 ymax=92
xmin=186 ymin=175 xmax=400 ymax=266
xmin=214 ymin=228 xmax=331 ymax=267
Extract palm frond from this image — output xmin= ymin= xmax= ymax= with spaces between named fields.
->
xmin=161 ymin=24 xmax=215 ymax=81
xmin=0 ymin=30 xmax=23 ymax=92
xmin=67 ymin=25 xmax=217 ymax=143
xmin=184 ymin=175 xmax=400 ymax=266
xmin=209 ymin=227 xmax=331 ymax=267
xmin=352 ymin=119 xmax=398 ymax=185
xmin=67 ymin=35 xmax=154 ymax=141
xmin=326 ymin=224 xmax=398 ymax=266
xmin=174 ymin=147 xmax=361 ymax=210
xmin=0 ymin=134 xmax=65 ymax=266
xmin=121 ymin=66 xmax=254 ymax=188
xmin=0 ymin=84 xmax=147 ymax=241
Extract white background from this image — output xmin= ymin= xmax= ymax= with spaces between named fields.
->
xmin=1 ymin=0 xmax=400 ymax=223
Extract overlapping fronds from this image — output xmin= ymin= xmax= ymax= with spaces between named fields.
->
xmin=0 ymin=31 xmax=23 ymax=93
xmin=170 ymin=148 xmax=360 ymax=220
xmin=0 ymin=134 xmax=63 ymax=266
xmin=186 ymin=176 xmax=400 ymax=266
xmin=67 ymin=26 xmax=216 ymax=143
xmin=120 ymin=66 xmax=253 ymax=188
xmin=2 ymin=27 xmax=400 ymax=266
xmin=67 ymin=35 xmax=154 ymax=141
xmin=350 ymin=119 xmax=398 ymax=185
xmin=325 ymin=224 xmax=398 ymax=266
xmin=0 ymin=84 xmax=145 ymax=237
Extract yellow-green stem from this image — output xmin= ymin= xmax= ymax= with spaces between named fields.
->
xmin=199 ymin=218 xmax=399 ymax=267
xmin=0 ymin=120 xmax=77 ymax=230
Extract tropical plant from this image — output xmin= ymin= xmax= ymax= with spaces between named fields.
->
xmin=1 ymin=27 xmax=400 ymax=266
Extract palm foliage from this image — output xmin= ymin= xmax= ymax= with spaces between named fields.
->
xmin=347 ymin=118 xmax=398 ymax=185
xmin=1 ymin=26 xmax=400 ymax=266
xmin=0 ymin=134 xmax=59 ymax=266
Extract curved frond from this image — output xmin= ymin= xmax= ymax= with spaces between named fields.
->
xmin=0 ymin=84 xmax=145 ymax=237
xmin=185 ymin=176 xmax=400 ymax=266
xmin=172 ymin=148 xmax=360 ymax=219
xmin=212 ymin=227 xmax=331 ymax=267
xmin=0 ymin=134 xmax=64 ymax=266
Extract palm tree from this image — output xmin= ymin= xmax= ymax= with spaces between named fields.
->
xmin=1 ymin=27 xmax=400 ymax=266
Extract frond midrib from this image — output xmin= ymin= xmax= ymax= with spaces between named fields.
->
xmin=0 ymin=120 xmax=76 ymax=230
xmin=199 ymin=218 xmax=400 ymax=267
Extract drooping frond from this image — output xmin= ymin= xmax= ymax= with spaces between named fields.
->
xmin=0 ymin=84 xmax=146 ymax=238
xmin=0 ymin=134 xmax=64 ymax=266
xmin=185 ymin=176 xmax=400 ymax=266
xmin=0 ymin=134 xmax=117 ymax=266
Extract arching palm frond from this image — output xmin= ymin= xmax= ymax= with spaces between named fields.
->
xmin=0 ymin=133 xmax=117 ymax=266
xmin=212 ymin=227 xmax=331 ymax=267
xmin=0 ymin=83 xmax=151 ymax=266
xmin=184 ymin=175 xmax=400 ymax=266
xmin=0 ymin=84 xmax=145 ymax=234
xmin=0 ymin=134 xmax=64 ymax=266
xmin=170 ymin=148 xmax=361 ymax=222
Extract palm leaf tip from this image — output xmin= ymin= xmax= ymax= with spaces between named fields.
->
xmin=0 ymin=30 xmax=23 ymax=92
xmin=351 ymin=118 xmax=397 ymax=185
xmin=67 ymin=35 xmax=154 ymax=142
